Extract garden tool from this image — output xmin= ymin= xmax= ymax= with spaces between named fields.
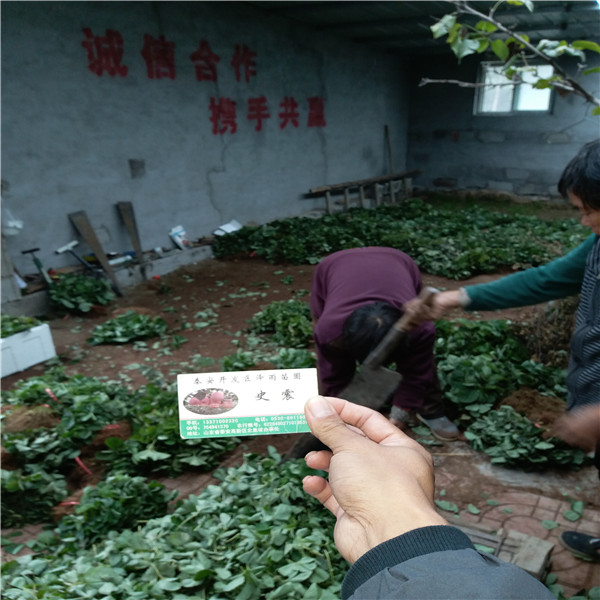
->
xmin=55 ymin=240 xmax=101 ymax=276
xmin=21 ymin=247 xmax=53 ymax=286
xmin=283 ymin=287 xmax=435 ymax=460
xmin=338 ymin=287 xmax=435 ymax=411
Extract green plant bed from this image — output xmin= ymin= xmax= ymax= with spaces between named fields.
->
xmin=212 ymin=199 xmax=587 ymax=278
xmin=1 ymin=371 xmax=242 ymax=528
xmin=49 ymin=273 xmax=115 ymax=313
xmin=2 ymin=450 xmax=345 ymax=600
xmin=1 ymin=314 xmax=41 ymax=338
xmin=249 ymin=299 xmax=313 ymax=348
xmin=88 ymin=310 xmax=168 ymax=345
xmin=465 ymin=406 xmax=589 ymax=470
xmin=435 ymin=319 xmax=567 ymax=424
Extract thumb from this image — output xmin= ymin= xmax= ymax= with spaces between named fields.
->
xmin=304 ymin=395 xmax=361 ymax=452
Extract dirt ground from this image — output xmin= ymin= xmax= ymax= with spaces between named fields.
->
xmin=3 ymin=255 xmax=545 ymax=392
xmin=3 ymin=254 xmax=567 ymax=468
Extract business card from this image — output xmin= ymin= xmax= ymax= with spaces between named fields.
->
xmin=177 ymin=368 xmax=317 ymax=439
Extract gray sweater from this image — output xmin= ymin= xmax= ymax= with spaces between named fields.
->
xmin=342 ymin=526 xmax=554 ymax=599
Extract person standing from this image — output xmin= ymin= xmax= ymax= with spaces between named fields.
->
xmin=405 ymin=139 xmax=600 ymax=561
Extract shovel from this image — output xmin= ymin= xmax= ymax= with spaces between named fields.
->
xmin=339 ymin=287 xmax=434 ymax=411
xmin=283 ymin=287 xmax=435 ymax=460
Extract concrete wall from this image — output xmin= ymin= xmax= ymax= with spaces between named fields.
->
xmin=407 ymin=53 xmax=600 ymax=196
xmin=1 ymin=1 xmax=409 ymax=283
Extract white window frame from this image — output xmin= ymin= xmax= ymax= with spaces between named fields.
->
xmin=474 ymin=61 xmax=554 ymax=116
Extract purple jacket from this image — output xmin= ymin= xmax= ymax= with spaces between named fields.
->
xmin=310 ymin=247 xmax=436 ymax=411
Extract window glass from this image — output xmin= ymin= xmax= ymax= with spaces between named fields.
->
xmin=476 ymin=62 xmax=552 ymax=115
xmin=514 ymin=65 xmax=553 ymax=111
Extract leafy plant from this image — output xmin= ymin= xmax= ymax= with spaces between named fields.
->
xmin=50 ymin=474 xmax=177 ymax=551
xmin=546 ymin=573 xmax=600 ymax=600
xmin=249 ymin=299 xmax=313 ymax=348
xmin=268 ymin=348 xmax=317 ymax=369
xmin=1 ymin=466 xmax=68 ymax=527
xmin=435 ymin=320 xmax=567 ymax=424
xmin=465 ymin=406 xmax=588 ymax=469
xmin=2 ymin=451 xmax=345 ymax=599
xmin=212 ymin=199 xmax=587 ymax=278
xmin=49 ymin=273 xmax=115 ymax=313
xmin=221 ymin=349 xmax=261 ymax=371
xmin=88 ymin=310 xmax=168 ymax=345
xmin=1 ymin=314 xmax=41 ymax=338
xmin=96 ymin=384 xmax=239 ymax=476
xmin=428 ymin=1 xmax=600 ymax=113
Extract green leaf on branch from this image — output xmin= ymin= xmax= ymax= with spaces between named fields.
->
xmin=430 ymin=14 xmax=456 ymax=39
xmin=475 ymin=20 xmax=497 ymax=33
xmin=467 ymin=504 xmax=481 ymax=515
xmin=491 ymin=39 xmax=510 ymax=61
xmin=451 ymin=37 xmax=482 ymax=62
xmin=507 ymin=0 xmax=534 ymax=11
xmin=572 ymin=40 xmax=600 ymax=54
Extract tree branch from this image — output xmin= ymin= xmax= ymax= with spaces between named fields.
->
xmin=451 ymin=0 xmax=600 ymax=106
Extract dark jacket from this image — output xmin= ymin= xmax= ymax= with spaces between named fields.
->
xmin=342 ymin=526 xmax=555 ymax=600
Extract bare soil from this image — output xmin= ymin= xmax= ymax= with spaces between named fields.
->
xmin=2 ymin=257 xmax=549 ymax=391
xmin=1 ymin=254 xmax=576 ymax=523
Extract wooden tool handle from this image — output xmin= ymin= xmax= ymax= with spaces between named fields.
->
xmin=363 ymin=287 xmax=435 ymax=368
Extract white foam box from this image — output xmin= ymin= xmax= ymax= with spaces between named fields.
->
xmin=1 ymin=323 xmax=57 ymax=377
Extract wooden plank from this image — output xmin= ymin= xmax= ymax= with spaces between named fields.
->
xmin=116 ymin=201 xmax=147 ymax=280
xmin=359 ymin=186 xmax=367 ymax=208
xmin=325 ymin=191 xmax=333 ymax=215
xmin=309 ymin=169 xmax=422 ymax=194
xmin=344 ymin=188 xmax=351 ymax=210
xmin=384 ymin=124 xmax=394 ymax=174
xmin=68 ymin=211 xmax=124 ymax=296
xmin=375 ymin=183 xmax=382 ymax=207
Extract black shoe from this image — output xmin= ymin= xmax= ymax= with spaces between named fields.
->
xmin=559 ymin=531 xmax=600 ymax=562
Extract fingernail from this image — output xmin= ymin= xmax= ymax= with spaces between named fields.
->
xmin=307 ymin=395 xmax=335 ymax=418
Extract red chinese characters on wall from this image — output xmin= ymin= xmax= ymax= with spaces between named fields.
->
xmin=81 ymin=28 xmax=128 ymax=77
xmin=209 ymin=98 xmax=237 ymax=134
xmin=189 ymin=40 xmax=220 ymax=82
xmin=279 ymin=97 xmax=300 ymax=129
xmin=81 ymin=30 xmax=326 ymax=132
xmin=210 ymin=96 xmax=325 ymax=135
xmin=230 ymin=44 xmax=257 ymax=83
xmin=141 ymin=34 xmax=176 ymax=80
xmin=247 ymin=96 xmax=270 ymax=131
xmin=307 ymin=97 xmax=327 ymax=128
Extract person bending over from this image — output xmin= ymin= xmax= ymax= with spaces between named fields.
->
xmin=310 ymin=246 xmax=458 ymax=441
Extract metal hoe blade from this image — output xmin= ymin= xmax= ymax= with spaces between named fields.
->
xmin=339 ymin=365 xmax=402 ymax=412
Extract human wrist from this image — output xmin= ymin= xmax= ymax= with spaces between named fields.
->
xmin=366 ymin=507 xmax=448 ymax=556
xmin=457 ymin=287 xmax=472 ymax=308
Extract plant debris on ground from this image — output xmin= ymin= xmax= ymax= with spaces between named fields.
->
xmin=1 ymin=198 xmax=595 ymax=598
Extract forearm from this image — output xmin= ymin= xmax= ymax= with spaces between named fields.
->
xmin=465 ymin=235 xmax=594 ymax=311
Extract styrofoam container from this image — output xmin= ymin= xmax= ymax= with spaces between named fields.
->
xmin=1 ymin=323 xmax=57 ymax=377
